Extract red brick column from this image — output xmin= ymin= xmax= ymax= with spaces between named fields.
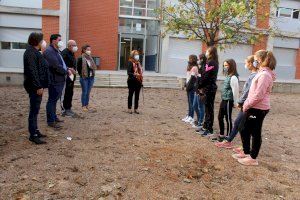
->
xmin=42 ymin=0 xmax=60 ymax=44
xmin=295 ymin=48 xmax=300 ymax=79
xmin=69 ymin=0 xmax=119 ymax=70
xmin=252 ymin=0 xmax=270 ymax=54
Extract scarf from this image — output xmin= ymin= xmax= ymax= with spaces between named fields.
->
xmin=130 ymin=59 xmax=143 ymax=83
xmin=82 ymin=53 xmax=97 ymax=78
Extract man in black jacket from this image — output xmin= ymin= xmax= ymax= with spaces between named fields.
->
xmin=61 ymin=40 xmax=77 ymax=117
xmin=44 ymin=34 xmax=67 ymax=129
xmin=23 ymin=32 xmax=49 ymax=144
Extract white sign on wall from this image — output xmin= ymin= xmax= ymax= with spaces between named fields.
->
xmin=136 ymin=23 xmax=141 ymax=32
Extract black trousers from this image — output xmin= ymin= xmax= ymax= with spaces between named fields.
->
xmin=28 ymin=92 xmax=42 ymax=138
xmin=240 ymin=108 xmax=269 ymax=159
xmin=203 ymin=90 xmax=217 ymax=133
xmin=63 ymin=76 xmax=75 ymax=110
xmin=128 ymin=85 xmax=141 ymax=110
xmin=218 ymin=100 xmax=234 ymax=137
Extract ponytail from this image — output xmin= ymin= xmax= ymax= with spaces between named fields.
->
xmin=255 ymin=50 xmax=277 ymax=70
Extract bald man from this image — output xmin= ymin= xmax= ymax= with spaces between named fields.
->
xmin=61 ymin=40 xmax=78 ymax=117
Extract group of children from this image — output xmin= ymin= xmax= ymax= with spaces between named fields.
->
xmin=182 ymin=47 xmax=277 ymax=166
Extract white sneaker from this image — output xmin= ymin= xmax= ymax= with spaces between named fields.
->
xmin=182 ymin=116 xmax=188 ymax=122
xmin=190 ymin=120 xmax=195 ymax=125
xmin=184 ymin=116 xmax=191 ymax=123
xmin=185 ymin=117 xmax=194 ymax=123
xmin=192 ymin=124 xmax=201 ymax=129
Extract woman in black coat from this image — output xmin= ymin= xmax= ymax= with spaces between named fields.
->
xmin=127 ymin=50 xmax=143 ymax=114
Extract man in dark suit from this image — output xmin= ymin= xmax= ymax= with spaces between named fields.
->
xmin=61 ymin=40 xmax=77 ymax=117
xmin=43 ymin=34 xmax=67 ymax=129
xmin=23 ymin=32 xmax=49 ymax=144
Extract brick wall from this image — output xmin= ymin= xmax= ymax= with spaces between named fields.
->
xmin=43 ymin=0 xmax=60 ymax=10
xmin=69 ymin=0 xmax=119 ymax=70
xmin=252 ymin=35 xmax=268 ymax=54
xmin=296 ymin=48 xmax=300 ymax=79
xmin=42 ymin=0 xmax=60 ymax=43
xmin=252 ymin=0 xmax=270 ymax=54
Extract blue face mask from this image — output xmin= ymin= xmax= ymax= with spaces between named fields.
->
xmin=253 ymin=60 xmax=259 ymax=68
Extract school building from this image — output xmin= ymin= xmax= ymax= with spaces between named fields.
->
xmin=0 ymin=0 xmax=300 ymax=80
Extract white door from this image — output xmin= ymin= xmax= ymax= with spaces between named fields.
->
xmin=273 ymin=47 xmax=297 ymax=80
xmin=166 ymin=37 xmax=202 ymax=76
xmin=219 ymin=44 xmax=253 ymax=78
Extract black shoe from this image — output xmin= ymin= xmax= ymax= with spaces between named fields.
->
xmin=29 ymin=136 xmax=47 ymax=145
xmin=36 ymin=130 xmax=47 ymax=138
xmin=134 ymin=110 xmax=140 ymax=114
xmin=48 ymin=123 xmax=62 ymax=130
xmin=55 ymin=118 xmax=64 ymax=123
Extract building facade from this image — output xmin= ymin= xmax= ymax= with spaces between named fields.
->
xmin=0 ymin=0 xmax=300 ymax=80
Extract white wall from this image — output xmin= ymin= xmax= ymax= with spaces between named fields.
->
xmin=165 ymin=37 xmax=202 ymax=76
xmin=0 ymin=14 xmax=42 ymax=29
xmin=0 ymin=49 xmax=25 ymax=70
xmin=0 ymin=27 xmax=41 ymax=42
xmin=275 ymin=0 xmax=300 ymax=33
xmin=273 ymin=47 xmax=297 ymax=80
xmin=219 ymin=44 xmax=253 ymax=78
xmin=0 ymin=0 xmax=42 ymax=8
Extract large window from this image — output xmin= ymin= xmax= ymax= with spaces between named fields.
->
xmin=119 ymin=0 xmax=159 ymax=18
xmin=1 ymin=42 xmax=11 ymax=49
xmin=0 ymin=42 xmax=27 ymax=50
xmin=276 ymin=7 xmax=300 ymax=19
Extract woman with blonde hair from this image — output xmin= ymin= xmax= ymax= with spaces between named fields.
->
xmin=127 ymin=50 xmax=143 ymax=114
xmin=232 ymin=50 xmax=277 ymax=166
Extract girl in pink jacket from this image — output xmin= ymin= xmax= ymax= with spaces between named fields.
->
xmin=232 ymin=50 xmax=276 ymax=166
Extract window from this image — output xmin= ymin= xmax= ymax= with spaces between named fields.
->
xmin=276 ymin=7 xmax=300 ymax=19
xmin=12 ymin=42 xmax=27 ymax=49
xmin=119 ymin=0 xmax=159 ymax=18
xmin=1 ymin=42 xmax=11 ymax=49
xmin=120 ymin=0 xmax=133 ymax=7
xmin=134 ymin=0 xmax=146 ymax=8
xmin=293 ymin=9 xmax=299 ymax=19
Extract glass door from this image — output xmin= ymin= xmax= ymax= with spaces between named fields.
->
xmin=119 ymin=34 xmax=145 ymax=70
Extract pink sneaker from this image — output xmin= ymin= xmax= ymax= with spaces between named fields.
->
xmin=232 ymin=152 xmax=249 ymax=160
xmin=233 ymin=147 xmax=243 ymax=154
xmin=215 ymin=141 xmax=233 ymax=149
xmin=238 ymin=156 xmax=258 ymax=166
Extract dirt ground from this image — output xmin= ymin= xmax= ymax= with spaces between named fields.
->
xmin=0 ymin=86 xmax=299 ymax=200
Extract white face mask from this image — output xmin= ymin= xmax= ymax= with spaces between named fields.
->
xmin=57 ymin=41 xmax=64 ymax=48
xmin=72 ymin=46 xmax=78 ymax=52
xmin=244 ymin=64 xmax=249 ymax=70
xmin=134 ymin=55 xmax=140 ymax=61
xmin=205 ymin=51 xmax=209 ymax=58
xmin=41 ymin=40 xmax=47 ymax=49
xmin=253 ymin=60 xmax=259 ymax=68
xmin=85 ymin=50 xmax=91 ymax=56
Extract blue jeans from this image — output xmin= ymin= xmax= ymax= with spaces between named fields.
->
xmin=187 ymin=91 xmax=195 ymax=117
xmin=80 ymin=77 xmax=94 ymax=107
xmin=28 ymin=92 xmax=42 ymax=137
xmin=46 ymin=84 xmax=64 ymax=125
xmin=227 ymin=110 xmax=245 ymax=142
xmin=193 ymin=93 xmax=205 ymax=125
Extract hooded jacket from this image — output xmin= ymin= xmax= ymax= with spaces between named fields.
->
xmin=243 ymin=67 xmax=276 ymax=112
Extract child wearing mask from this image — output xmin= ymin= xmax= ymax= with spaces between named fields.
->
xmin=192 ymin=53 xmax=207 ymax=129
xmin=182 ymin=55 xmax=198 ymax=124
xmin=215 ymin=55 xmax=258 ymax=148
xmin=210 ymin=59 xmax=239 ymax=141
xmin=196 ymin=47 xmax=219 ymax=136
xmin=232 ymin=50 xmax=276 ymax=166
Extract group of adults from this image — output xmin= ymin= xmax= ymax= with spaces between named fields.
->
xmin=23 ymin=32 xmax=96 ymax=144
